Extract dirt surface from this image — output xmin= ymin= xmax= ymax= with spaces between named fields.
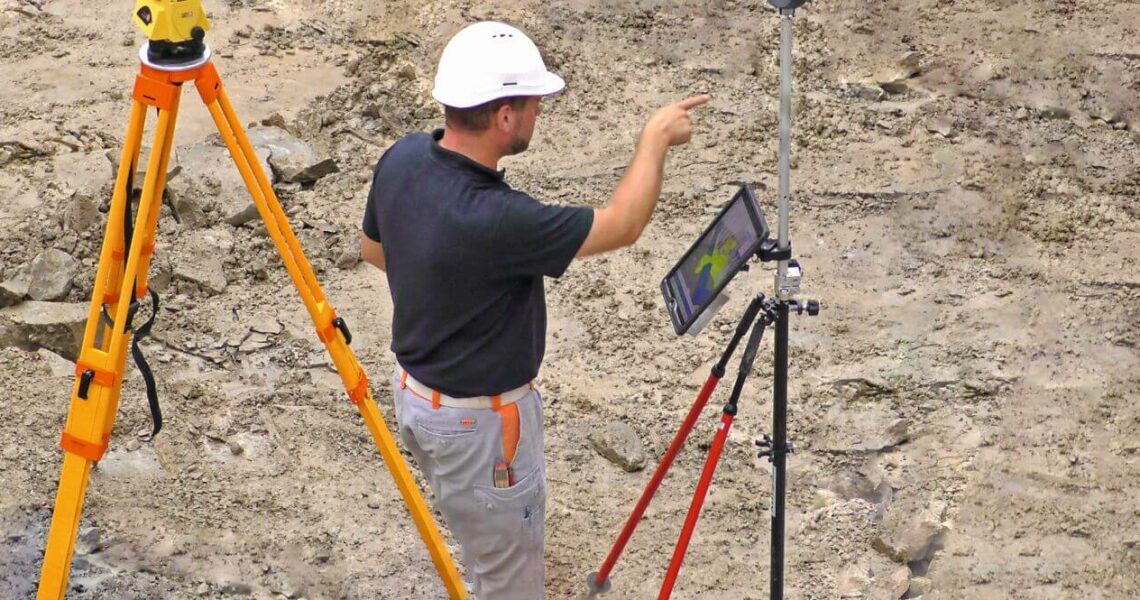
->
xmin=2 ymin=0 xmax=1139 ymax=598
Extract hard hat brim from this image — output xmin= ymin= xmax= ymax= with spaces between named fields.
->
xmin=433 ymin=71 xmax=566 ymax=109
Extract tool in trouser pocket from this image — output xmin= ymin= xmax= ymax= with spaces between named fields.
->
xmin=394 ymin=382 xmax=547 ymax=599
xmin=400 ymin=368 xmax=523 ymax=490
xmin=493 ymin=460 xmax=513 ymax=489
xmin=36 ymin=5 xmax=467 ymax=599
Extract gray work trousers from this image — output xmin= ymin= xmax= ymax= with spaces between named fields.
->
xmin=392 ymin=370 xmax=547 ymax=599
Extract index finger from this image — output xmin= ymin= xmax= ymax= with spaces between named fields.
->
xmin=677 ymin=94 xmax=712 ymax=110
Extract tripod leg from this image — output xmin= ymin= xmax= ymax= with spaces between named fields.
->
xmin=771 ymin=303 xmax=790 ymax=600
xmin=658 ymin=411 xmax=736 ymax=600
xmin=38 ymin=90 xmax=180 ymax=599
xmin=587 ymin=375 xmax=720 ymax=595
xmin=588 ymin=295 xmax=766 ymax=595
xmin=193 ymin=64 xmax=467 ymax=600
xmin=659 ymin=313 xmax=769 ymax=600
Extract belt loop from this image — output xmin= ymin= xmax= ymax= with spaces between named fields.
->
xmin=431 ymin=390 xmax=441 ymax=410
xmin=491 ymin=395 xmax=502 ymax=411
xmin=400 ymin=371 xmax=408 ymax=389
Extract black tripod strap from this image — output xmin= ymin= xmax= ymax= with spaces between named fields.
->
xmin=129 ymin=288 xmax=162 ymax=437
xmin=118 ymin=145 xmax=165 ymax=437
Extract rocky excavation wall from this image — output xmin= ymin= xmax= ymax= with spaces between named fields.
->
xmin=1 ymin=1 xmax=1138 ymax=599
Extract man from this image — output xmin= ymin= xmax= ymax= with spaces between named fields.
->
xmin=360 ymin=21 xmax=708 ymax=599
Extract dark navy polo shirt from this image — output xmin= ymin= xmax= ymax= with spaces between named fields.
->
xmin=362 ymin=130 xmax=594 ymax=397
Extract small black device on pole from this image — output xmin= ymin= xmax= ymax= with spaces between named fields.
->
xmin=585 ymin=1 xmax=818 ymax=598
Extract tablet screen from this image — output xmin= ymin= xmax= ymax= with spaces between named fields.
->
xmin=662 ymin=185 xmax=768 ymax=334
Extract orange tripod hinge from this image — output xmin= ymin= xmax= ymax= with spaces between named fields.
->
xmin=194 ymin=62 xmax=222 ymax=104
xmin=133 ymin=62 xmax=222 ymax=108
xmin=132 ymin=73 xmax=180 ymax=110
xmin=74 ymin=361 xmax=116 ymax=389
xmin=111 ymin=241 xmax=155 ymax=261
xmin=316 ymin=321 xmax=340 ymax=343
xmin=59 ymin=432 xmax=110 ymax=462
xmin=347 ymin=371 xmax=370 ymax=406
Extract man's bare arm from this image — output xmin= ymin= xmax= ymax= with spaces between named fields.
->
xmin=361 ymin=234 xmax=386 ymax=272
xmin=576 ymin=95 xmax=711 ymax=258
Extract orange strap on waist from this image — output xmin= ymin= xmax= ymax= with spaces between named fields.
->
xmin=495 ymin=403 xmax=520 ymax=465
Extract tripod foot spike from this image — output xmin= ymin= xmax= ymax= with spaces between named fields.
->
xmin=586 ymin=571 xmax=612 ymax=595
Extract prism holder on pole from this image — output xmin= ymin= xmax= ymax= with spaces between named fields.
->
xmin=35 ymin=3 xmax=467 ymax=598
xmin=585 ymin=2 xmax=817 ymax=598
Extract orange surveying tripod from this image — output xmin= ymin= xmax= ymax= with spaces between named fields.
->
xmin=36 ymin=2 xmax=466 ymax=598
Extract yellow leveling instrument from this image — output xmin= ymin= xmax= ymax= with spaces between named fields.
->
xmin=35 ymin=2 xmax=467 ymax=598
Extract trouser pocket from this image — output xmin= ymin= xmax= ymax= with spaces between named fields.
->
xmin=468 ymin=467 xmax=547 ymax=599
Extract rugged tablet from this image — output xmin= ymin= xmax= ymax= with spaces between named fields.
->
xmin=661 ymin=184 xmax=770 ymax=335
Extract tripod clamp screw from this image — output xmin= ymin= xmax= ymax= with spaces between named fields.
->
xmin=755 ymin=435 xmax=795 ymax=461
xmin=788 ymin=299 xmax=820 ymax=316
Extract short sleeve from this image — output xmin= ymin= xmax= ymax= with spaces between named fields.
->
xmin=362 ymin=151 xmax=393 ymax=243
xmin=493 ymin=192 xmax=594 ymax=278
xmin=362 ymin=184 xmax=381 ymax=243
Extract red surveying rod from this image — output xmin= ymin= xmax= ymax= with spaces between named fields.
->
xmin=659 ymin=307 xmax=770 ymax=599
xmin=586 ymin=295 xmax=767 ymax=595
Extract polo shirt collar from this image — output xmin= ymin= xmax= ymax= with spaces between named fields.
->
xmin=430 ymin=129 xmax=506 ymax=182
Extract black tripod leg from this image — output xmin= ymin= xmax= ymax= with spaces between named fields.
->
xmin=771 ymin=302 xmax=790 ymax=600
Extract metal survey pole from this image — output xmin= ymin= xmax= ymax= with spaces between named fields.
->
xmin=766 ymin=3 xmax=808 ymax=599
xmin=776 ymin=9 xmax=794 ymax=286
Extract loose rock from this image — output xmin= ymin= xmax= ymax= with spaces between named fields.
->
xmin=336 ymin=248 xmax=361 ymax=269
xmin=36 ymin=347 xmax=75 ymax=377
xmin=246 ymin=125 xmax=339 ymax=184
xmin=63 ymin=192 xmax=101 ymax=233
xmin=874 ymin=51 xmax=922 ymax=95
xmin=873 ymin=500 xmax=948 ymax=563
xmin=27 ymin=249 xmax=79 ymax=301
xmin=75 ymin=527 xmax=104 ymax=555
xmin=883 ymin=565 xmax=911 ymax=599
xmin=813 ymin=404 xmax=910 ymax=454
xmin=220 ymin=582 xmax=252 ymax=595
xmin=53 ymin=151 xmax=113 ymax=198
xmin=925 ymin=117 xmax=955 ymax=138
xmin=171 ymin=228 xmax=233 ymax=295
xmin=588 ymin=421 xmax=647 ymax=472
xmin=0 ymin=301 xmax=88 ymax=359
xmin=168 ymin=142 xmax=273 ymax=227
xmin=908 ymin=576 xmax=933 ymax=597
xmin=0 ymin=276 xmax=29 ymax=308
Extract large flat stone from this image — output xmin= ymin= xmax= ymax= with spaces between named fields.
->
xmin=246 ymin=126 xmax=338 ymax=184
xmin=0 ymin=301 xmax=88 ymax=360
xmin=166 ymin=142 xmax=273 ymax=228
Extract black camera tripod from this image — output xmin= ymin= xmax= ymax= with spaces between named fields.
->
xmin=586 ymin=2 xmax=817 ymax=598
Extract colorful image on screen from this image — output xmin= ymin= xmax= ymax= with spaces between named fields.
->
xmin=669 ymin=198 xmax=758 ymax=323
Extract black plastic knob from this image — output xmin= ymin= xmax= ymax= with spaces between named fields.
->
xmin=807 ymin=300 xmax=820 ymax=316
xmin=769 ymin=0 xmax=809 ymax=8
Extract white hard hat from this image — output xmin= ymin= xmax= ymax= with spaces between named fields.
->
xmin=432 ymin=21 xmax=565 ymax=109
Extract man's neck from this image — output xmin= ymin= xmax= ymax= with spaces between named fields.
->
xmin=438 ymin=126 xmax=502 ymax=171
